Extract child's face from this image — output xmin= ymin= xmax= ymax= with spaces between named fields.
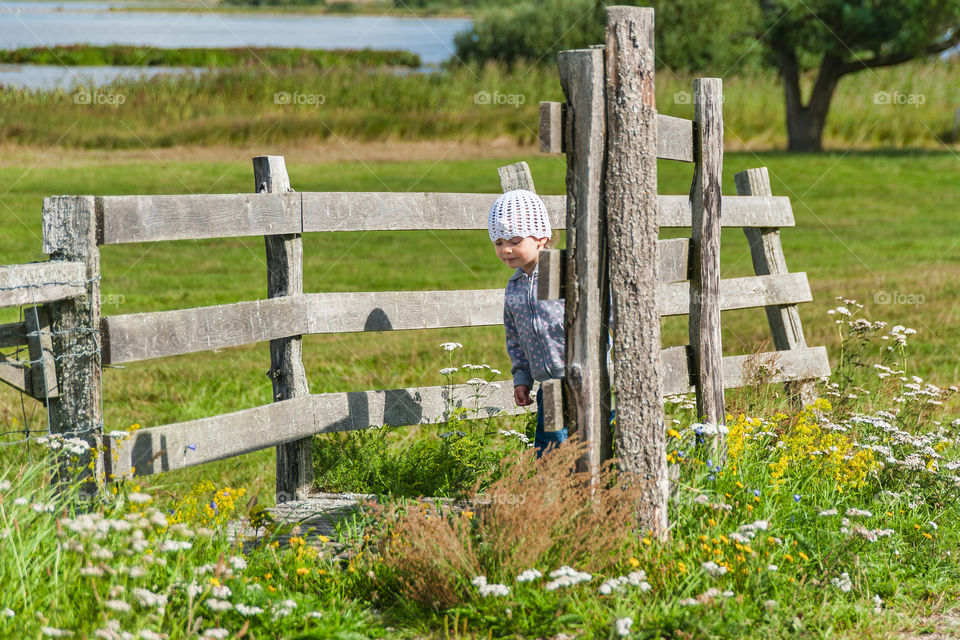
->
xmin=493 ymin=236 xmax=549 ymax=274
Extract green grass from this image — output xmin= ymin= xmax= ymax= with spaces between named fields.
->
xmin=2 ymin=59 xmax=958 ymax=149
xmin=0 ymin=45 xmax=421 ymax=69
xmin=1 ymin=148 xmax=958 ymax=507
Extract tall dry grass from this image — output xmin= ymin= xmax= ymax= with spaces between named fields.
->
xmin=371 ymin=441 xmax=648 ymax=609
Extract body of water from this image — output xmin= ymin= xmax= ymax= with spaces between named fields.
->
xmin=0 ymin=1 xmax=471 ymax=88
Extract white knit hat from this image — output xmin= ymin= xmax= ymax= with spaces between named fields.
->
xmin=488 ymin=189 xmax=551 ymax=242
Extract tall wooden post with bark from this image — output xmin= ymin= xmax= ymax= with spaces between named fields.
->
xmin=556 ymin=46 xmax=611 ymax=478
xmin=255 ymin=156 xmax=312 ymax=503
xmin=42 ymin=195 xmax=105 ymax=495
xmin=604 ymin=6 xmax=668 ymax=535
xmin=689 ymin=78 xmax=726 ymax=450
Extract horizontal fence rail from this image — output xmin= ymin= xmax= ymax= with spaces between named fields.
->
xmin=86 ymin=193 xmax=795 ymax=245
xmin=106 ymin=381 xmax=523 ymax=476
xmin=101 ymin=289 xmax=505 ymax=364
xmin=0 ymin=261 xmax=87 ymax=308
xmin=101 ymin=270 xmax=811 ymax=365
xmin=660 ymin=345 xmax=831 ymax=396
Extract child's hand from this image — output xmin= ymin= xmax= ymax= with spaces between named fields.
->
xmin=514 ymin=385 xmax=534 ymax=407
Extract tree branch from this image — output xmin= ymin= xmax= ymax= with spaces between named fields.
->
xmin=836 ymin=27 xmax=960 ymax=76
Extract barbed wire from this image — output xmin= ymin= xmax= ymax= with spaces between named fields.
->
xmin=1 ymin=272 xmax=104 ymax=453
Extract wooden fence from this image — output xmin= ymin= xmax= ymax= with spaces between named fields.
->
xmin=0 ymin=7 xmax=829 ymax=517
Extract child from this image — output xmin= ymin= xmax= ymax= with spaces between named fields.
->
xmin=488 ymin=189 xmax=567 ymax=456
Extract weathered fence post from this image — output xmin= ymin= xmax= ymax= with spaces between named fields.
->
xmin=556 ymin=47 xmax=611 ymax=478
xmin=604 ymin=6 xmax=668 ymax=536
xmin=254 ymin=156 xmax=312 ymax=503
xmin=42 ymin=195 xmax=104 ymax=495
xmin=689 ymin=78 xmax=726 ymax=454
xmin=734 ymin=167 xmax=816 ymax=406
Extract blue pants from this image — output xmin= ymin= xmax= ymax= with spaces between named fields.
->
xmin=535 ymin=386 xmax=568 ymax=457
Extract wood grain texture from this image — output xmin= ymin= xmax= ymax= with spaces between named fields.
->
xmin=0 ymin=261 xmax=86 ymax=308
xmin=537 ymin=102 xmax=693 ymax=162
xmin=0 ymin=352 xmax=32 ymax=397
xmin=0 ymin=321 xmax=26 ymax=349
xmin=688 ymin=78 xmax=726 ymax=436
xmin=735 ymin=167 xmax=820 ymax=405
xmin=660 ymin=272 xmax=812 ymax=316
xmin=99 ymin=193 xmax=301 ymax=244
xmin=301 ymin=192 xmax=567 ymax=233
xmin=42 ymin=195 xmax=104 ymax=493
xmin=107 ymin=381 xmax=522 ymax=477
xmin=87 ymin=190 xmax=791 ymax=242
xmin=539 ymin=101 xmax=564 ymax=154
xmin=558 ymin=47 xmax=611 ymax=472
xmin=660 ymin=346 xmax=831 ymax=396
xmin=25 ymin=306 xmax=58 ymax=400
xmin=102 ymin=289 xmax=506 ymax=364
xmin=497 ymin=162 xmax=536 ymax=193
xmin=256 ymin=155 xmax=313 ymax=504
xmin=538 ymin=239 xmax=691 ymax=301
xmin=605 ymin=6 xmax=668 ymax=535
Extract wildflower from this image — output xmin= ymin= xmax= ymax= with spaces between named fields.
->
xmin=79 ymin=566 xmax=104 ymax=577
xmin=132 ymin=588 xmax=167 ymax=608
xmin=764 ymin=599 xmax=777 ymax=610
xmin=139 ymin=632 xmax=167 ymax=640
xmin=296 ymin=567 xmax=310 ymax=576
xmin=793 ymin=494 xmax=801 ymax=502
xmin=679 ymin=598 xmax=698 ymax=607
xmin=831 ymin=572 xmax=853 ymax=592
xmin=128 ymin=492 xmax=152 ymax=504
xmin=516 ymin=569 xmax=542 ymax=582
xmin=479 ymin=582 xmax=510 ymax=597
xmin=235 ymin=603 xmax=264 ymax=616
xmin=440 ymin=367 xmax=458 ymax=375
xmin=270 ymin=599 xmax=297 ymax=621
xmin=545 ymin=566 xmax=592 ymax=590
xmin=615 ymin=617 xmax=633 ymax=637
xmin=439 ymin=342 xmax=463 ymax=351
xmin=160 ymin=540 xmax=192 ymax=552
xmin=41 ymin=628 xmax=74 ymax=638
xmin=873 ymin=594 xmax=883 ymax=614
xmin=819 ymin=509 xmax=838 ymax=517
xmin=211 ymin=584 xmax=231 ymax=599
xmin=105 ymin=599 xmax=132 ymax=612
xmin=13 ymin=497 xmax=27 ymax=506
xmin=200 ymin=630 xmax=229 ymax=640
xmin=845 ymin=508 xmax=873 ymax=518
xmin=229 ymin=555 xmax=248 ymax=571
xmin=206 ymin=599 xmax=232 ymax=612
xmin=2 ymin=608 xmax=14 ymax=617
xmin=701 ymin=561 xmax=728 ymax=577
xmin=767 ymin=565 xmax=778 ymax=572
xmin=0 ymin=480 xmax=10 ymax=491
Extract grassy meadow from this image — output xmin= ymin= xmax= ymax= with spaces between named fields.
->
xmin=2 ymin=59 xmax=959 ymax=149
xmin=1 ymin=48 xmax=960 ymax=638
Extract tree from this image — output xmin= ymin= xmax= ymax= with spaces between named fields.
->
xmin=757 ymin=0 xmax=960 ymax=151
xmin=453 ymin=0 xmax=756 ymax=72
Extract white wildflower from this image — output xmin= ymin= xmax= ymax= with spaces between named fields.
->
xmin=767 ymin=564 xmax=778 ymax=572
xmin=307 ymin=611 xmax=324 ymax=619
xmin=229 ymin=555 xmax=248 ymax=571
xmin=819 ymin=509 xmax=838 ymax=517
xmin=440 ymin=367 xmax=458 ymax=375
xmin=831 ymin=572 xmax=853 ymax=592
xmin=545 ymin=566 xmax=592 ymax=590
xmin=105 ymin=599 xmax=132 ymax=612
xmin=439 ymin=342 xmax=463 ymax=351
xmin=132 ymin=587 xmax=167 ymax=608
xmin=200 ymin=630 xmax=229 ymax=640
xmin=41 ymin=628 xmax=74 ymax=638
xmin=138 ymin=631 xmax=167 ymax=640
xmin=615 ymin=617 xmax=633 ymax=637
xmin=516 ymin=569 xmax=542 ymax=582
xmin=211 ymin=584 xmax=231 ymax=599
xmin=160 ymin=540 xmax=191 ymax=552
xmin=235 ymin=603 xmax=264 ymax=616
xmin=679 ymin=598 xmax=698 ymax=606
xmin=701 ymin=561 xmax=728 ymax=577
xmin=206 ymin=598 xmax=232 ymax=612
xmin=128 ymin=493 xmax=152 ymax=504
xmin=478 ymin=582 xmax=510 ymax=597
xmin=0 ymin=480 xmax=10 ymax=491
xmin=2 ymin=608 xmax=14 ymax=617
xmin=845 ymin=508 xmax=873 ymax=518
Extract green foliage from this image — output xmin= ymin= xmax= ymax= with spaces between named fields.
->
xmin=453 ymin=0 xmax=758 ymax=72
xmin=0 ymin=45 xmax=421 ymax=69
xmin=758 ymin=0 xmax=960 ymax=73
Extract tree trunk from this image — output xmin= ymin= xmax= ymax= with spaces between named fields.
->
xmin=783 ymin=56 xmax=842 ymax=152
